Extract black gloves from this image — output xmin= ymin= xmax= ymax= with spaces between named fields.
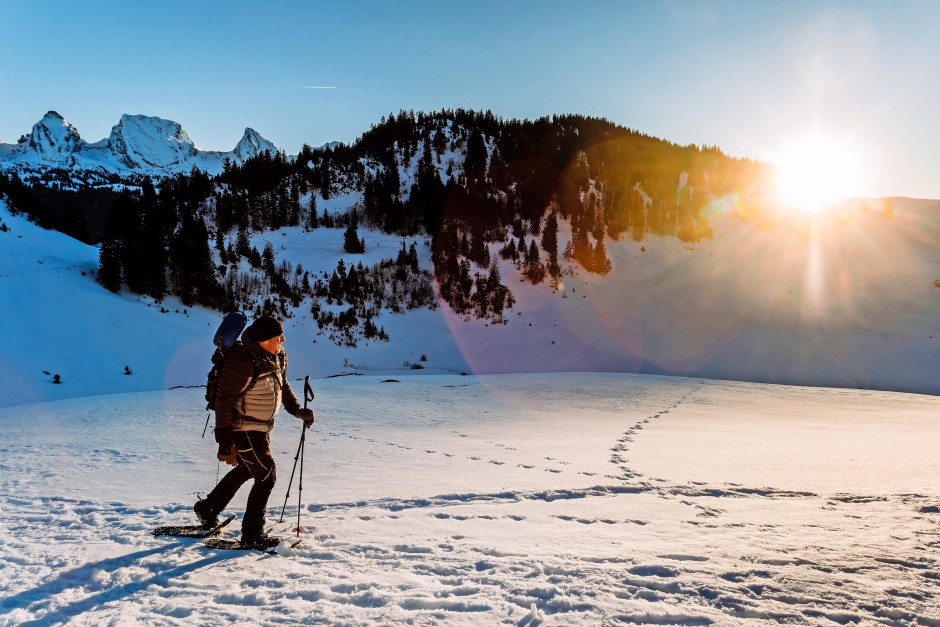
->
xmin=214 ymin=427 xmax=237 ymax=466
xmin=296 ymin=408 xmax=315 ymax=428
xmin=217 ymin=445 xmax=237 ymax=466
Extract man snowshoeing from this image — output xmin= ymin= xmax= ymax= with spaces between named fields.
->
xmin=195 ymin=316 xmax=314 ymax=549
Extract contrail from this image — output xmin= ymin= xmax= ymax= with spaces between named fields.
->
xmin=302 ymin=85 xmax=337 ymax=90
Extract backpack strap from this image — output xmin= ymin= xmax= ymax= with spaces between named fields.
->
xmin=239 ymin=349 xmax=285 ymax=397
xmin=239 ymin=349 xmax=263 ymax=398
xmin=277 ymin=352 xmax=286 ymax=384
xmin=265 ymin=351 xmax=287 ymax=396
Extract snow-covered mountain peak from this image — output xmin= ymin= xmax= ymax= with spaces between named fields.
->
xmin=0 ymin=112 xmax=283 ymax=182
xmin=21 ymin=111 xmax=85 ymax=160
xmin=106 ymin=114 xmax=199 ymax=170
xmin=232 ymin=127 xmax=277 ymax=163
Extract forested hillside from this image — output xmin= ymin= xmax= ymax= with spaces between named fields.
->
xmin=0 ymin=110 xmax=771 ymax=343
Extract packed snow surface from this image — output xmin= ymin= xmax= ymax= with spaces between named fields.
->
xmin=0 ymin=374 xmax=938 ymax=625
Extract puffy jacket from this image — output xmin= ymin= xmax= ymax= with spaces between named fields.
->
xmin=213 ymin=329 xmax=302 ymax=433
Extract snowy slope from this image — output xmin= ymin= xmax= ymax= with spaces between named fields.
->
xmin=488 ymin=198 xmax=940 ymax=394
xmin=3 ymin=195 xmax=940 ymax=408
xmin=0 ymin=375 xmax=938 ymax=624
xmin=0 ymin=198 xmax=473 ymax=407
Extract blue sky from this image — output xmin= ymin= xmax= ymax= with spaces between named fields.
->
xmin=2 ymin=0 xmax=939 ymax=198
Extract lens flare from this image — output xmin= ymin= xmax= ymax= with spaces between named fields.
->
xmin=772 ymin=134 xmax=866 ymax=214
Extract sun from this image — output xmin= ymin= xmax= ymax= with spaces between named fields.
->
xmin=772 ymin=134 xmax=866 ymax=214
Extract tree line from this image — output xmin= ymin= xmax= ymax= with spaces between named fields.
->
xmin=0 ymin=109 xmax=770 ymax=334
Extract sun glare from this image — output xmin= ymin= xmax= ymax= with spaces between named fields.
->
xmin=772 ymin=134 xmax=866 ymax=214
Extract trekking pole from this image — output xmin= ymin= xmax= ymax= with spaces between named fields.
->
xmin=278 ymin=376 xmax=315 ymax=526
xmin=278 ymin=423 xmax=305 ymax=524
xmin=296 ymin=376 xmax=314 ymax=536
xmin=296 ymin=424 xmax=306 ymax=537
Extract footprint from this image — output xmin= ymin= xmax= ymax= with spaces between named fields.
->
xmin=628 ymin=565 xmax=679 ymax=577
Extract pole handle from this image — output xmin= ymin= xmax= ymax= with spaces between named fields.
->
xmin=303 ymin=375 xmax=313 ymax=431
xmin=303 ymin=375 xmax=314 ymax=409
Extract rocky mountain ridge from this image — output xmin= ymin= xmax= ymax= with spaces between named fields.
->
xmin=0 ymin=111 xmax=279 ymax=185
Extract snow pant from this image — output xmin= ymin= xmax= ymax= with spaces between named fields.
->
xmin=205 ymin=430 xmax=277 ymax=538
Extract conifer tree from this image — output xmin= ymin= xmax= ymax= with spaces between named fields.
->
xmin=541 ymin=211 xmax=560 ymax=277
xmin=594 ymin=239 xmax=612 ymax=275
xmin=235 ymin=228 xmax=251 ymax=259
xmin=408 ymin=242 xmax=419 ymax=271
xmin=170 ymin=212 xmax=219 ymax=307
xmin=487 ymin=258 xmax=501 ymax=290
xmin=97 ymin=238 xmax=122 ymax=292
xmin=262 ymin=242 xmax=276 ymax=277
xmin=464 ymin=131 xmax=487 ymax=177
xmin=60 ymin=202 xmax=90 ymax=243
xmin=142 ymin=179 xmax=168 ymax=300
xmin=528 ymin=239 xmax=540 ymax=263
xmin=396 ymin=241 xmax=410 ymax=267
xmin=289 ymin=183 xmax=300 ymax=226
xmin=97 ymin=189 xmax=133 ymax=292
xmin=344 ymin=211 xmax=365 ymax=253
xmin=307 ymin=195 xmax=319 ymax=229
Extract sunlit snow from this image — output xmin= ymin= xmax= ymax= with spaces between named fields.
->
xmin=1 ymin=375 xmax=938 ymax=624
xmin=1 ymin=194 xmax=940 ymax=623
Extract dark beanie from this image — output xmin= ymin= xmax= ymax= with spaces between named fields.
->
xmin=249 ymin=316 xmax=284 ymax=342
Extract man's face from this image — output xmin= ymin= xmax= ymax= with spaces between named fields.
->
xmin=258 ymin=335 xmax=284 ymax=354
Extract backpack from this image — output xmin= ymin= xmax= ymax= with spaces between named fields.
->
xmin=205 ymin=342 xmax=287 ymax=414
xmin=204 ymin=312 xmax=248 ymax=412
xmin=204 ymin=312 xmax=287 ymax=412
xmin=205 ymin=341 xmax=260 ymax=411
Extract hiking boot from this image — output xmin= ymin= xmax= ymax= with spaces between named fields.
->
xmin=241 ymin=533 xmax=280 ymax=550
xmin=194 ymin=498 xmax=219 ymax=529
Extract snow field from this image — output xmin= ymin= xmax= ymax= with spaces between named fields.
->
xmin=1 ymin=373 xmax=938 ymax=625
xmin=6 ymin=197 xmax=940 ymax=410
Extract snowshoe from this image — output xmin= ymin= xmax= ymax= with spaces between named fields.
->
xmin=240 ymin=533 xmax=281 ymax=550
xmin=154 ymin=515 xmax=234 ymax=538
xmin=204 ymin=534 xmax=282 ymax=553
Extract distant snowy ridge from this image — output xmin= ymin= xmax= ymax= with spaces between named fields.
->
xmin=230 ymin=127 xmax=278 ymax=164
xmin=0 ymin=111 xmax=280 ymax=183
